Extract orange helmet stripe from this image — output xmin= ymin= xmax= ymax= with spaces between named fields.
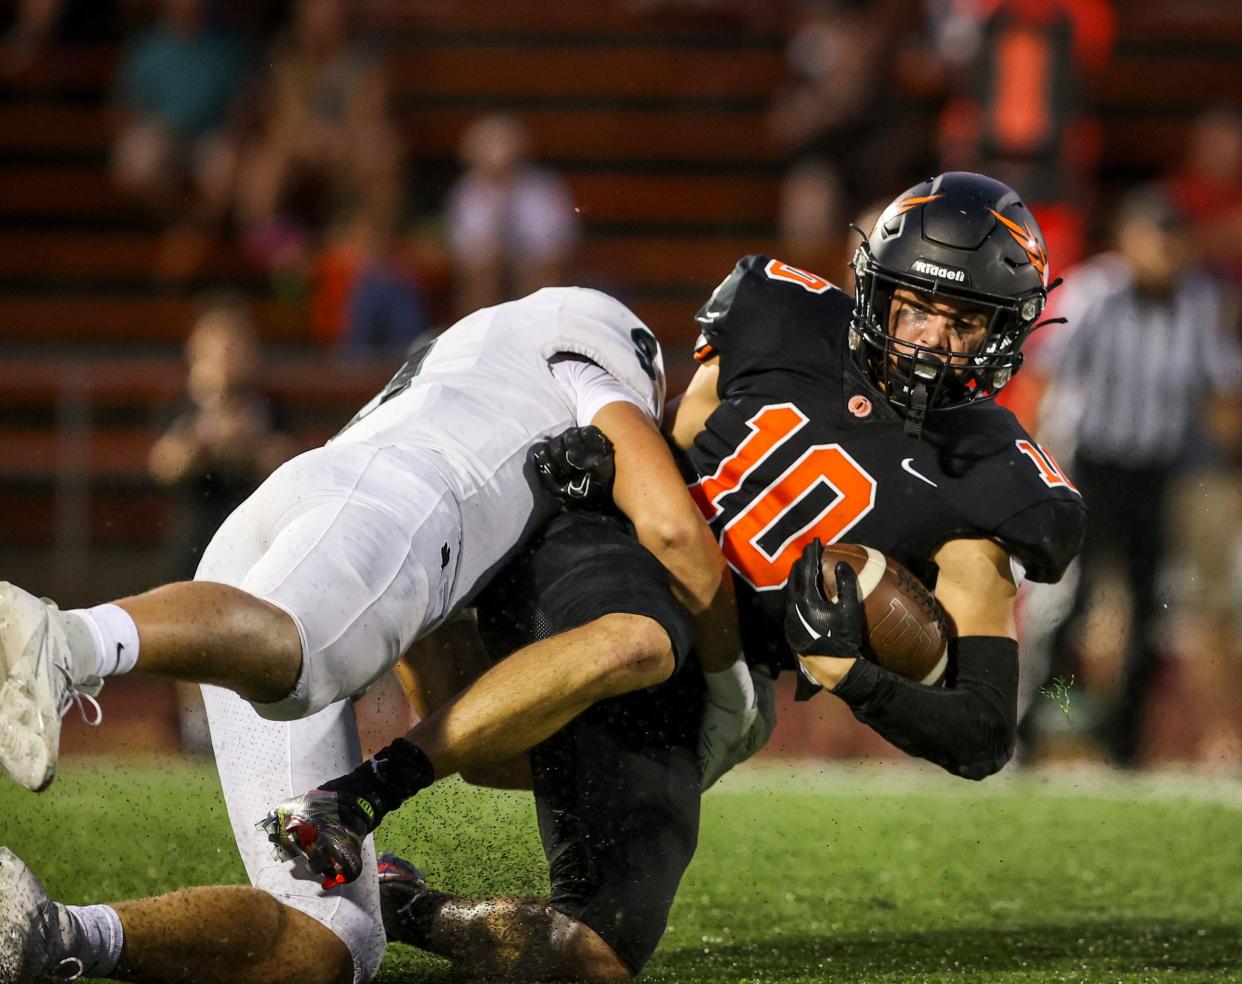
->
xmin=894 ymin=193 xmax=944 ymax=215
xmin=989 ymin=208 xmax=1048 ymax=281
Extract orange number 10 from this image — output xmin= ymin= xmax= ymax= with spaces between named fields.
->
xmin=690 ymin=403 xmax=877 ymax=590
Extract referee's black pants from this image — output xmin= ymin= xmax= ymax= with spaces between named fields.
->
xmin=1048 ymin=455 xmax=1172 ymax=766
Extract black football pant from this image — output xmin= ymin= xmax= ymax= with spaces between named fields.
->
xmin=1044 ymin=455 xmax=1171 ymax=766
xmin=476 ymin=511 xmax=702 ymax=972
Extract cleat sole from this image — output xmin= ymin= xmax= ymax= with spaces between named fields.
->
xmin=0 ymin=681 xmax=53 ymax=792
xmin=0 ymin=585 xmax=64 ymax=794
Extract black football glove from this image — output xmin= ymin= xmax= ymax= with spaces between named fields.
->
xmin=784 ymin=538 xmax=865 ymax=659
xmin=530 ymin=425 xmax=616 ymax=510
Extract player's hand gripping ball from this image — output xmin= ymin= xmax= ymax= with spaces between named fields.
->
xmin=530 ymin=425 xmax=616 ymax=510
xmin=785 ymin=538 xmax=949 ymax=686
xmin=785 ymin=538 xmax=866 ymax=659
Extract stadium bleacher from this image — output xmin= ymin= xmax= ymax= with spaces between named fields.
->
xmin=0 ymin=0 xmax=1239 ymax=599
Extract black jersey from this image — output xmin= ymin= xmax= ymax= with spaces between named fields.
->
xmin=686 ymin=255 xmax=1086 ymax=671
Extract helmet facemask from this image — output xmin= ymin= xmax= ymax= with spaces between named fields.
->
xmin=849 ymin=240 xmax=1046 ymax=434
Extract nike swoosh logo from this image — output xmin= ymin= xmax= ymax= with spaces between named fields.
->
xmin=901 ymin=457 xmax=938 ymax=488
xmin=794 ymin=603 xmax=827 ymax=640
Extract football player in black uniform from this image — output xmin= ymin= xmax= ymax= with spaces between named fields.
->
xmin=377 ymin=504 xmax=716 ymax=980
xmin=672 ymin=170 xmax=1084 ymax=779
xmin=378 ymin=171 xmax=1086 ymax=979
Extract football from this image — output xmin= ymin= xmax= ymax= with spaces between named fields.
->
xmin=819 ymin=543 xmax=949 ymax=686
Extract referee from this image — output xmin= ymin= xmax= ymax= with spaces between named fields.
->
xmin=1029 ymin=185 xmax=1242 ymax=766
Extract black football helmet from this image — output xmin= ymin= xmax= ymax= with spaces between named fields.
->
xmin=850 ymin=171 xmax=1055 ymax=431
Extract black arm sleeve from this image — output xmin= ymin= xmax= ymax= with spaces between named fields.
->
xmin=830 ymin=636 xmax=1019 ymax=780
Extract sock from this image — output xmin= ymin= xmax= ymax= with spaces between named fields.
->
xmin=322 ymin=738 xmax=435 ymax=831
xmin=60 ymin=903 xmax=124 ymax=979
xmin=62 ymin=604 xmax=140 ymax=680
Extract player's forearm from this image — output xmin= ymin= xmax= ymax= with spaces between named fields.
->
xmin=594 ymin=397 xmax=741 ymax=668
xmin=634 ymin=517 xmax=740 ymax=672
xmin=688 ymin=573 xmax=742 ymax=673
xmin=831 ymin=637 xmax=1019 ymax=780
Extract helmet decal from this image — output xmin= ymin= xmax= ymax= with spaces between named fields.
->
xmin=989 ymin=208 xmax=1049 ymax=282
xmin=893 ymin=193 xmax=944 ymax=216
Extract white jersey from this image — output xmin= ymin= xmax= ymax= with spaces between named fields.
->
xmin=192 ymin=287 xmax=664 ymax=963
xmin=333 ymin=286 xmax=665 ymax=609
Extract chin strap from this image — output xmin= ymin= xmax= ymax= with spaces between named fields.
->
xmin=902 ymin=381 xmax=929 ymax=438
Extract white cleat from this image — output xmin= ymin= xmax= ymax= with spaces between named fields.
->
xmin=0 ymin=585 xmax=100 ymax=792
xmin=0 ymin=847 xmax=79 ymax=983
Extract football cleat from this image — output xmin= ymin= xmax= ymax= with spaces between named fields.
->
xmin=376 ymin=852 xmax=427 ymax=891
xmin=376 ymin=852 xmax=431 ymax=938
xmin=259 ymin=789 xmax=372 ymax=891
xmin=0 ymin=585 xmax=102 ymax=792
xmin=0 ymin=847 xmax=80 ymax=983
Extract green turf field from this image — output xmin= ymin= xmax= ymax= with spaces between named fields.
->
xmin=3 ymin=759 xmax=1240 ymax=983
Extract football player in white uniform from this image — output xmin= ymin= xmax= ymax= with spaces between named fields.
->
xmin=0 ymin=287 xmax=756 ymax=984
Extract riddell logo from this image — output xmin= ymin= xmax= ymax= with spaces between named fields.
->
xmin=911 ymin=259 xmax=967 ymax=283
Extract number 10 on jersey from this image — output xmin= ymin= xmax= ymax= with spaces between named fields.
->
xmin=689 ymin=403 xmax=877 ymax=590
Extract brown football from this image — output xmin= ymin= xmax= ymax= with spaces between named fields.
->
xmin=819 ymin=543 xmax=949 ymax=686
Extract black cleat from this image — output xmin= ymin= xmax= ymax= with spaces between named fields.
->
xmin=376 ymin=852 xmax=434 ymax=941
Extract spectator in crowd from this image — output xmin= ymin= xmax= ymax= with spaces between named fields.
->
xmin=1165 ymin=107 xmax=1242 ymax=286
xmin=110 ymin=0 xmax=251 ymax=268
xmin=1022 ymin=187 xmax=1242 ymax=768
xmin=935 ymin=0 xmax=1114 ymax=279
xmin=445 ymin=113 xmax=579 ymax=317
xmin=934 ymin=0 xmax=1114 ymax=431
xmin=309 ymin=200 xmax=431 ymax=358
xmin=235 ymin=0 xmax=403 ymax=275
xmin=148 ymin=293 xmax=293 ymax=580
xmin=148 ymin=294 xmax=294 ymax=753
xmin=769 ymin=0 xmax=931 ymax=278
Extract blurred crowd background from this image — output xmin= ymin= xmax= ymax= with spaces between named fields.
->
xmin=2 ymin=0 xmax=1241 ymax=772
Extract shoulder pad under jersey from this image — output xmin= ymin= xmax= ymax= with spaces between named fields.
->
xmin=990 ymin=434 xmax=1086 ymax=583
xmin=994 ymin=495 xmax=1086 ymax=584
xmin=932 ymin=403 xmax=1085 ymax=583
xmin=692 ymin=255 xmax=852 ymax=388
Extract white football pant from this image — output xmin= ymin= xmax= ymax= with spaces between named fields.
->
xmin=197 ymin=441 xmax=463 ymax=983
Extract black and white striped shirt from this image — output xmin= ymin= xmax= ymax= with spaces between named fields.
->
xmin=1036 ymin=253 xmax=1241 ymax=467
